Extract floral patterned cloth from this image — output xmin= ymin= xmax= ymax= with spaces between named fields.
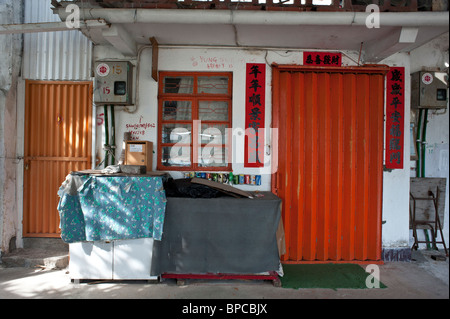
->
xmin=57 ymin=175 xmax=167 ymax=243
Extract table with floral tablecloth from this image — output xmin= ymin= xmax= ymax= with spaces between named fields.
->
xmin=57 ymin=174 xmax=167 ymax=243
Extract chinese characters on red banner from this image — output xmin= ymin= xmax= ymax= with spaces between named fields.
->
xmin=385 ymin=67 xmax=405 ymax=169
xmin=303 ymin=52 xmax=342 ymax=66
xmin=245 ymin=63 xmax=266 ymax=168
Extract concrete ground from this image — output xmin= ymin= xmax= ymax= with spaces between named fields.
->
xmin=0 ymin=250 xmax=447 ymax=300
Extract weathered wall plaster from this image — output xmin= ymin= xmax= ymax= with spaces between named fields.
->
xmin=0 ymin=0 xmax=23 ymax=257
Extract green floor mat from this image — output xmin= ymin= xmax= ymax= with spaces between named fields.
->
xmin=280 ymin=264 xmax=387 ymax=290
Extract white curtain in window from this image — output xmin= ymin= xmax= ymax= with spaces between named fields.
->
xmin=175 ymin=77 xmax=194 ymax=121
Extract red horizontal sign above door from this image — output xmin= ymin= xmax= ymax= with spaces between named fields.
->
xmin=303 ymin=51 xmax=342 ymax=66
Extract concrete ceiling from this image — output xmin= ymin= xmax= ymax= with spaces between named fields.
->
xmin=54 ymin=8 xmax=449 ymax=62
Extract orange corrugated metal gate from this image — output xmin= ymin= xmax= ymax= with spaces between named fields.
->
xmin=272 ymin=65 xmax=388 ymax=262
xmin=23 ymin=80 xmax=92 ymax=238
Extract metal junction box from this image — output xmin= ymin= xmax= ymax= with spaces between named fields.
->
xmin=94 ymin=61 xmax=133 ymax=105
xmin=411 ymin=71 xmax=448 ymax=109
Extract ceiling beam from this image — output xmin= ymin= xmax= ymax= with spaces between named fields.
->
xmin=364 ymin=27 xmax=420 ymax=62
xmin=0 ymin=19 xmax=109 ymax=35
xmin=102 ymin=24 xmax=137 ymax=56
xmin=150 ymin=37 xmax=159 ymax=82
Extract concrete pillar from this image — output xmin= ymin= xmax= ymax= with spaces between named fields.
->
xmin=0 ymin=0 xmax=23 ymax=259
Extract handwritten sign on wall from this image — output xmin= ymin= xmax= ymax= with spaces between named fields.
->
xmin=385 ymin=67 xmax=405 ymax=169
xmin=125 ymin=116 xmax=156 ymax=140
xmin=245 ymin=63 xmax=266 ymax=168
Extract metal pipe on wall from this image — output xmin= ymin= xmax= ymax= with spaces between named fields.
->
xmin=55 ymin=9 xmax=450 ymax=27
xmin=416 ymin=109 xmax=423 ymax=177
xmin=104 ymin=104 xmax=109 ymax=168
xmin=421 ymin=109 xmax=429 ymax=178
xmin=110 ymin=105 xmax=116 ymax=165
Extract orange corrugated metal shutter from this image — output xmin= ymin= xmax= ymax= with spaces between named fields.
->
xmin=23 ymin=81 xmax=92 ymax=238
xmin=272 ymin=65 xmax=387 ymax=262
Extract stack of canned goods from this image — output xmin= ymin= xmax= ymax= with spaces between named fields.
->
xmin=183 ymin=172 xmax=262 ymax=186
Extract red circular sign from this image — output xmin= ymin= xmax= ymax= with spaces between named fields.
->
xmin=422 ymin=72 xmax=433 ymax=85
xmin=96 ymin=63 xmax=110 ymax=77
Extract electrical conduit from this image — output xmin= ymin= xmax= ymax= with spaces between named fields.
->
xmin=110 ymin=105 xmax=116 ymax=164
xmin=104 ymin=104 xmax=109 ymax=168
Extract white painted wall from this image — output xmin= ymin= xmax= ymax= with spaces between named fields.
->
xmin=379 ymin=52 xmax=412 ymax=248
xmin=376 ymin=33 xmax=449 ymax=251
xmin=94 ymin=44 xmax=416 ymax=249
xmin=93 ymin=45 xmax=360 ymax=194
xmin=409 ymin=32 xmax=449 ymax=250
xmin=1 ymin=0 xmax=445 ymax=259
xmin=93 ymin=46 xmax=284 ymax=192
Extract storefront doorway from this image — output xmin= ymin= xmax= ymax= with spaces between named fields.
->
xmin=272 ymin=65 xmax=388 ymax=262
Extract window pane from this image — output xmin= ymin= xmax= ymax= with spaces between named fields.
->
xmin=163 ymin=101 xmax=192 ymax=121
xmin=200 ymin=124 xmax=228 ymax=145
xmin=198 ymin=76 xmax=229 ymax=94
xmin=163 ymin=76 xmax=194 ymax=94
xmin=162 ymin=124 xmax=192 ymax=144
xmin=199 ymin=101 xmax=229 ymax=121
xmin=162 ymin=146 xmax=191 ymax=167
xmin=198 ymin=147 xmax=229 ymax=167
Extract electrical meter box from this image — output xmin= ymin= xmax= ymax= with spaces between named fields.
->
xmin=411 ymin=71 xmax=448 ymax=109
xmin=94 ymin=61 xmax=133 ymax=105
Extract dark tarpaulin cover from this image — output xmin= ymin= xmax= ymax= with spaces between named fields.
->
xmin=151 ymin=192 xmax=282 ymax=276
xmin=163 ymin=178 xmax=226 ymax=198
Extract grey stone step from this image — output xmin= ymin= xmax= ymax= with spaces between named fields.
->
xmin=1 ymin=248 xmax=69 ymax=269
xmin=1 ymin=238 xmax=69 ymax=270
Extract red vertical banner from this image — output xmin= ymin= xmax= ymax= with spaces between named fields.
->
xmin=245 ymin=63 xmax=266 ymax=168
xmin=385 ymin=67 xmax=405 ymax=169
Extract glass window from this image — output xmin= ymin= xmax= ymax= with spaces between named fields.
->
xmin=158 ymin=72 xmax=232 ymax=171
xmin=161 ymin=124 xmax=192 ymax=144
xmin=163 ymin=76 xmax=194 ymax=94
xmin=200 ymin=124 xmax=227 ymax=145
xmin=198 ymin=147 xmax=229 ymax=168
xmin=161 ymin=147 xmax=191 ymax=167
xmin=198 ymin=76 xmax=229 ymax=95
xmin=199 ymin=101 xmax=229 ymax=121
xmin=162 ymin=101 xmax=192 ymax=121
